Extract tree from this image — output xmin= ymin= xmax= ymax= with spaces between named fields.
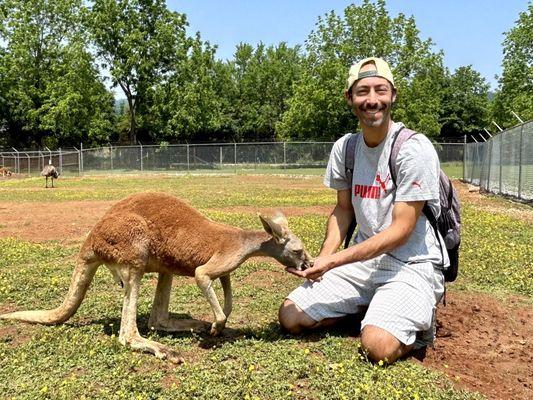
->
xmin=439 ymin=66 xmax=490 ymax=140
xmin=0 ymin=0 xmax=114 ymax=148
xmin=277 ymin=0 xmax=447 ymax=140
xmin=87 ymin=0 xmax=191 ymax=144
xmin=230 ymin=42 xmax=303 ymax=141
xmin=147 ymin=34 xmax=234 ymax=142
xmin=491 ymin=3 xmax=533 ymax=128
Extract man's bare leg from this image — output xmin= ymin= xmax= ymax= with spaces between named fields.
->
xmin=278 ymin=299 xmax=347 ymax=334
xmin=361 ymin=325 xmax=413 ymax=363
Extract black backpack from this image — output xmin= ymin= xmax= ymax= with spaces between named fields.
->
xmin=343 ymin=127 xmax=461 ymax=282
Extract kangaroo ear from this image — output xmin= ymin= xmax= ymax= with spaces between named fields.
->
xmin=259 ymin=213 xmax=289 ymax=243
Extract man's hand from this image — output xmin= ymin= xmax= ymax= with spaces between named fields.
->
xmin=285 ymin=255 xmax=335 ymax=282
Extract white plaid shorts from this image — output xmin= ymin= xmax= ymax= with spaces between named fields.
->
xmin=287 ymin=254 xmax=445 ymax=346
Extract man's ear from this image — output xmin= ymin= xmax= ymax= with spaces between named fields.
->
xmin=391 ymin=88 xmax=397 ymax=104
xmin=344 ymin=89 xmax=353 ymax=106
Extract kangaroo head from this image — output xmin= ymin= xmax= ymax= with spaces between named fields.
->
xmin=259 ymin=212 xmax=312 ymax=271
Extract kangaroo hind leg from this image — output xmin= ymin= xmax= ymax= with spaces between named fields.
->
xmin=118 ymin=268 xmax=183 ymax=364
xmin=148 ymin=272 xmax=209 ymax=333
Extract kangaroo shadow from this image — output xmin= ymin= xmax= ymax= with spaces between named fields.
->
xmin=87 ymin=311 xmax=364 ymax=348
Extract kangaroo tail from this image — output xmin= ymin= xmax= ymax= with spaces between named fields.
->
xmin=0 ymin=258 xmax=100 ymax=325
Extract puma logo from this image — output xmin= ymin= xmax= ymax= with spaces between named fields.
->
xmin=412 ymin=181 xmax=422 ymax=188
xmin=376 ymin=174 xmax=390 ymax=191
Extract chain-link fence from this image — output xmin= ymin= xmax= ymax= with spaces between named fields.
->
xmin=464 ymin=120 xmax=532 ymax=202
xmin=1 ymin=140 xmax=464 ymax=177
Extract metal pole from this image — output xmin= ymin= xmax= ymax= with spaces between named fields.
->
xmin=517 ymin=124 xmax=524 ymax=200
xmin=138 ymin=141 xmax=143 ymax=171
xmin=479 ymin=133 xmax=486 ymax=142
xmin=186 ymin=143 xmax=190 ymax=171
xmin=483 ymin=128 xmax=493 ymax=137
xmin=283 ymin=141 xmax=287 ymax=169
xmin=511 ymin=111 xmax=524 ymax=124
xmin=74 ymin=146 xmax=80 ymax=176
xmin=234 ymin=142 xmax=237 ymax=174
xmin=487 ymin=140 xmax=492 ymax=193
xmin=80 ymin=143 xmax=84 ymax=175
xmin=499 ymin=134 xmax=502 ymax=195
xmin=24 ymin=153 xmax=30 ymax=175
xmin=220 ymin=146 xmax=223 ymax=167
xmin=471 ymin=135 xmax=478 ymax=143
xmin=59 ymin=148 xmax=63 ymax=175
xmin=110 ymin=144 xmax=113 ymax=171
xmin=11 ymin=148 xmax=19 ymax=173
xmin=492 ymin=121 xmax=503 ymax=132
xmin=462 ymin=135 xmax=466 ymax=181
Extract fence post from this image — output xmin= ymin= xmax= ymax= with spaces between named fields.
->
xmin=283 ymin=141 xmax=287 ymax=169
xmin=517 ymin=124 xmax=524 ymax=200
xmin=498 ymin=134 xmax=503 ymax=195
xmin=80 ymin=143 xmax=84 ymax=175
xmin=25 ymin=153 xmax=30 ymax=175
xmin=220 ymin=146 xmax=223 ymax=168
xmin=139 ymin=141 xmax=143 ymax=171
xmin=186 ymin=144 xmax=190 ymax=171
xmin=487 ymin=140 xmax=492 ymax=193
xmin=110 ymin=144 xmax=114 ymax=171
xmin=234 ymin=142 xmax=237 ymax=173
xmin=59 ymin=148 xmax=63 ymax=175
xmin=73 ymin=147 xmax=80 ymax=176
xmin=463 ymin=135 xmax=466 ymax=181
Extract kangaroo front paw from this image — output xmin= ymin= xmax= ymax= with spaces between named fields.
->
xmin=210 ymin=321 xmax=226 ymax=336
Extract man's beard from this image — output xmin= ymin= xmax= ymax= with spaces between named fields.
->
xmin=356 ymin=103 xmax=391 ymax=127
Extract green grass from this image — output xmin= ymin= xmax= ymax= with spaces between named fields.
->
xmin=0 ymin=173 xmax=530 ymax=399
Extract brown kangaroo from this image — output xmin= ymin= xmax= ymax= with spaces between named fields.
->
xmin=0 ymin=192 xmax=312 ymax=363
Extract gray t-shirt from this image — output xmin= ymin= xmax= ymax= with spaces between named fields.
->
xmin=324 ymin=122 xmax=449 ymax=266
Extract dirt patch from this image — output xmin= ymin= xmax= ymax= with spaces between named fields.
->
xmin=423 ymin=290 xmax=532 ymax=400
xmin=0 ymin=200 xmax=115 ymax=243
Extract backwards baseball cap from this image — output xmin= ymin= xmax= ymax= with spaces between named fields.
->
xmin=346 ymin=57 xmax=395 ymax=91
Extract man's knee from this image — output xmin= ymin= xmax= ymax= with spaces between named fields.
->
xmin=361 ymin=325 xmax=412 ymax=363
xmin=278 ymin=299 xmax=314 ymax=334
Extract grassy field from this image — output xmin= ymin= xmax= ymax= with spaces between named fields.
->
xmin=0 ymin=173 xmax=530 ymax=399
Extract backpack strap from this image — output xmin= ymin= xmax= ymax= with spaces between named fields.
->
xmin=344 ymin=133 xmax=360 ymax=248
xmin=388 ymin=127 xmax=445 ymax=267
xmin=344 ymin=133 xmax=360 ymax=186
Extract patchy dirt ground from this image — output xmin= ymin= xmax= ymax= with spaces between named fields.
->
xmin=0 ymin=180 xmax=531 ymax=400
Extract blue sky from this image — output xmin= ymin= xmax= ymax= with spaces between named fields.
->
xmin=168 ymin=0 xmax=528 ymax=90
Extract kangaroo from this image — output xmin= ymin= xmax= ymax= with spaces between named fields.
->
xmin=0 ymin=192 xmax=311 ymax=363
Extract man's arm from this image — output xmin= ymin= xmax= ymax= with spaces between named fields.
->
xmin=290 ymin=200 xmax=425 ymax=281
xmin=318 ymin=189 xmax=354 ymax=256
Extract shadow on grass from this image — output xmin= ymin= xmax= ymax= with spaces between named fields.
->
xmin=89 ymin=311 xmax=364 ymax=346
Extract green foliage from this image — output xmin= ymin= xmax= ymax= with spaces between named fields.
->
xmin=0 ymin=0 xmax=115 ymax=148
xmin=86 ymin=0 xmax=191 ymax=144
xmin=229 ymin=42 xmax=304 ymax=141
xmin=438 ymin=66 xmax=491 ymax=139
xmin=491 ymin=3 xmax=533 ymax=128
xmin=277 ymin=0 xmax=447 ymax=140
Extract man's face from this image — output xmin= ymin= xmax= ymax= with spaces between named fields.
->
xmin=346 ymin=64 xmax=396 ymax=129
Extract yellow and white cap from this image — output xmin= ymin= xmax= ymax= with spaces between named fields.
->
xmin=346 ymin=57 xmax=395 ymax=90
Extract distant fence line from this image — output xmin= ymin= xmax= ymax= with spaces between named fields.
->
xmin=0 ymin=141 xmax=464 ymax=177
xmin=463 ymin=120 xmax=532 ymax=202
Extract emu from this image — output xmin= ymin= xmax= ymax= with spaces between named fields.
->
xmin=41 ymin=164 xmax=59 ymax=188
xmin=0 ymin=192 xmax=312 ymax=363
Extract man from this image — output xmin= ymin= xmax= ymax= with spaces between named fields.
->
xmin=278 ymin=57 xmax=447 ymax=364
